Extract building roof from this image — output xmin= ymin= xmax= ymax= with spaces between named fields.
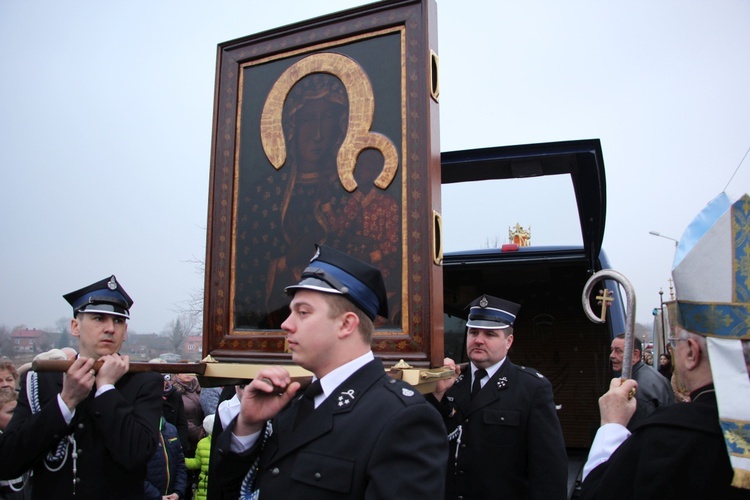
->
xmin=11 ymin=328 xmax=49 ymax=339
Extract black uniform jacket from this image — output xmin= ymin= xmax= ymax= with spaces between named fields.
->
xmin=212 ymin=358 xmax=448 ymax=499
xmin=581 ymin=385 xmax=750 ymax=499
xmin=430 ymin=358 xmax=568 ymax=500
xmin=0 ymin=370 xmax=163 ymax=499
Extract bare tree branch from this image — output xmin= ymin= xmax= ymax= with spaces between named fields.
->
xmin=162 ymin=314 xmax=199 ymax=353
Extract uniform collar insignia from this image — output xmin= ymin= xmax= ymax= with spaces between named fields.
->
xmin=496 ymin=377 xmax=508 ymax=390
xmin=337 ymin=389 xmax=356 ymax=407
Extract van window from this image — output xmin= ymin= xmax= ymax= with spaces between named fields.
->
xmin=442 ymin=174 xmax=582 ymax=251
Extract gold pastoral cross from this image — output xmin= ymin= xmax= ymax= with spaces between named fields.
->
xmin=596 ymin=288 xmax=614 ymax=321
xmin=583 ymin=270 xmax=636 ymax=379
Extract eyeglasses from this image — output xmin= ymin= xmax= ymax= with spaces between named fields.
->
xmin=667 ymin=336 xmax=687 ymax=349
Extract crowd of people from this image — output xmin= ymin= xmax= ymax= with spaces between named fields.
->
xmin=0 ymin=193 xmax=749 ymax=499
xmin=0 ymin=351 xmax=220 ymax=500
xmin=0 ymin=277 xmax=223 ymax=500
xmin=640 ymin=347 xmax=674 ymax=381
xmin=0 ymin=333 xmax=230 ymax=500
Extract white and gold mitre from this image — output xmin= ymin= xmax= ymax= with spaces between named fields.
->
xmin=667 ymin=192 xmax=750 ymax=489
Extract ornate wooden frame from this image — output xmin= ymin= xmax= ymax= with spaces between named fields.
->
xmin=203 ymin=0 xmax=443 ymax=367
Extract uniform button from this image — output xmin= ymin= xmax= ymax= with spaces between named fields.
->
xmin=314 ymin=472 xmax=322 ymax=481
xmin=270 ymin=468 xmax=280 ymax=477
xmin=78 ymin=423 xmax=84 ymax=429
xmin=460 ymin=443 xmax=466 ymax=449
xmin=500 ymin=417 xmax=505 ymax=421
xmin=458 ymin=497 xmax=464 ymax=500
xmin=457 ymin=470 xmax=464 ymax=475
xmin=388 ymin=379 xmax=396 ymax=384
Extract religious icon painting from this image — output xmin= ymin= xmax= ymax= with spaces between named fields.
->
xmin=204 ymin=0 xmax=444 ymax=368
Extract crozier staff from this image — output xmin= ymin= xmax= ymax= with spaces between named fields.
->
xmin=0 ymin=275 xmax=163 ymax=499
xmin=580 ymin=193 xmax=750 ymax=498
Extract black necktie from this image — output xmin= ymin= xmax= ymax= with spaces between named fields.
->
xmin=294 ymin=379 xmax=323 ymax=429
xmin=471 ymin=369 xmax=487 ymax=400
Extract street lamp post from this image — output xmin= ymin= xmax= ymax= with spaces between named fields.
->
xmin=659 ymin=288 xmax=667 ymax=355
xmin=650 ymin=231 xmax=678 ymax=355
xmin=649 ymin=231 xmax=679 ymax=247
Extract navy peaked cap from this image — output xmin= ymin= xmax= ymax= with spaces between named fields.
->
xmin=285 ymin=245 xmax=388 ymax=320
xmin=466 ymin=294 xmax=520 ymax=329
xmin=63 ymin=275 xmax=133 ymax=319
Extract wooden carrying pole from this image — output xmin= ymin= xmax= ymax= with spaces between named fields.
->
xmin=31 ymin=359 xmax=312 ymax=389
xmin=33 ymin=359 xmax=207 ymax=375
xmin=31 ymin=359 xmax=455 ymax=393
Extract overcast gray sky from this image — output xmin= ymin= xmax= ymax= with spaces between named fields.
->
xmin=1 ymin=0 xmax=749 ymax=335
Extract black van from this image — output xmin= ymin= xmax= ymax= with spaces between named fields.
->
xmin=440 ymin=139 xmax=626 ymax=497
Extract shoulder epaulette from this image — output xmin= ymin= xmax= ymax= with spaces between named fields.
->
xmin=517 ymin=365 xmax=546 ymax=380
xmin=383 ymin=377 xmax=422 ymax=406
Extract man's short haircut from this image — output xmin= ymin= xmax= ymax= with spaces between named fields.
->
xmin=324 ymin=293 xmax=374 ymax=343
xmin=684 ymin=330 xmax=707 ymax=355
xmin=614 ymin=333 xmax=642 ymax=354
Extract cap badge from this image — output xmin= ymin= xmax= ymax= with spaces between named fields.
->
xmin=402 ymin=388 xmax=414 ymax=397
xmin=479 ymin=296 xmax=489 ymax=308
xmin=496 ymin=377 xmax=508 ymax=390
xmin=107 ymin=277 xmax=118 ymax=290
xmin=338 ymin=389 xmax=355 ymax=407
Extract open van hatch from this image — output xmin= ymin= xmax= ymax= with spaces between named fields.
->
xmin=440 ymin=139 xmax=624 ymax=468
